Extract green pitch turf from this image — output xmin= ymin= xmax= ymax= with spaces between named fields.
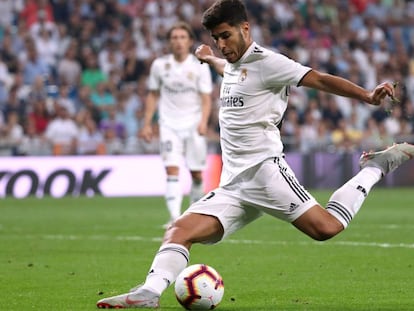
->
xmin=0 ymin=188 xmax=413 ymax=310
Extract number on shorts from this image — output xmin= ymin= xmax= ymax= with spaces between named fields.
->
xmin=161 ymin=140 xmax=172 ymax=152
xmin=202 ymin=191 xmax=215 ymax=201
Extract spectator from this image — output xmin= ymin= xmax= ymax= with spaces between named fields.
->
xmin=0 ymin=55 xmax=13 ymax=104
xmin=18 ymin=120 xmax=51 ymax=156
xmin=98 ymin=105 xmax=125 ymax=140
xmin=20 ymin=38 xmax=50 ymax=85
xmin=121 ymin=41 xmax=146 ymax=85
xmin=0 ymin=30 xmax=20 ymax=74
xmin=98 ymin=39 xmax=124 ymax=76
xmin=103 ymin=127 xmax=124 ymax=155
xmin=90 ymin=81 xmax=115 ymax=120
xmin=0 ymin=111 xmax=24 ymax=155
xmin=27 ymin=96 xmax=50 ymax=135
xmin=57 ymin=40 xmax=82 ymax=87
xmin=75 ymin=85 xmax=101 ymax=126
xmin=20 ymin=0 xmax=54 ymax=29
xmin=77 ymin=116 xmax=105 ymax=155
xmin=81 ymin=52 xmax=107 ymax=90
xmin=119 ymin=84 xmax=144 ymax=135
xmin=384 ymin=105 xmax=402 ymax=138
xmin=2 ymin=84 xmax=27 ymax=122
xmin=56 ymin=84 xmax=76 ymax=117
xmin=44 ymin=103 xmax=78 ymax=155
xmin=281 ymin=106 xmax=300 ymax=152
xmin=30 ymin=9 xmax=58 ymax=41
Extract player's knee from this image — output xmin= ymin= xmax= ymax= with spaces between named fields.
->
xmin=164 ymin=220 xmax=191 ymax=243
xmin=311 ymin=222 xmax=343 ymax=241
xmin=163 ymin=216 xmax=201 ymax=248
xmin=190 ymin=171 xmax=203 ymax=182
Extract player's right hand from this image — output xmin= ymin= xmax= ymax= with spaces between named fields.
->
xmin=195 ymin=44 xmax=214 ymax=64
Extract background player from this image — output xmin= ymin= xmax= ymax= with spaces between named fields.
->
xmin=139 ymin=22 xmax=213 ymax=228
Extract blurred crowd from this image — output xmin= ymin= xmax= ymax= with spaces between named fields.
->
xmin=0 ymin=0 xmax=414 ymax=156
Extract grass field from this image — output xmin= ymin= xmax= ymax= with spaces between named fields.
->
xmin=1 ymin=188 xmax=413 ymax=311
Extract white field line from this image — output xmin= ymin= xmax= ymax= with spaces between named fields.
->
xmin=2 ymin=233 xmax=414 ymax=249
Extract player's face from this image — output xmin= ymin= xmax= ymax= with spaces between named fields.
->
xmin=169 ymin=28 xmax=193 ymax=58
xmin=210 ymin=22 xmax=251 ymax=63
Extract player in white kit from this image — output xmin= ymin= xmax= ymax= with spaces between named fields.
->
xmin=97 ymin=1 xmax=414 ymax=308
xmin=139 ymin=22 xmax=213 ymax=227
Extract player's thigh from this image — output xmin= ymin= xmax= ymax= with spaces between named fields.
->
xmin=160 ymin=125 xmax=183 ymax=166
xmin=183 ymin=188 xmax=263 ymax=243
xmin=241 ymin=157 xmax=318 ymax=222
xmin=185 ymin=130 xmax=207 ymax=171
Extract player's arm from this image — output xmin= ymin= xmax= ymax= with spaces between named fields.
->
xmin=299 ymin=69 xmax=396 ymax=106
xmin=198 ymin=92 xmax=212 ymax=136
xmin=195 ymin=44 xmax=226 ymax=77
xmin=139 ymin=90 xmax=159 ymax=142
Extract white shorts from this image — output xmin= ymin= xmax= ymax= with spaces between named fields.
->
xmin=160 ymin=125 xmax=207 ymax=171
xmin=185 ymin=156 xmax=318 ymax=243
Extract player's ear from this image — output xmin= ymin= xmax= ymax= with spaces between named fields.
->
xmin=240 ymin=22 xmax=250 ymax=40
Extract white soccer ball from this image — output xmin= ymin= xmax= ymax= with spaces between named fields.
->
xmin=174 ymin=264 xmax=224 ymax=310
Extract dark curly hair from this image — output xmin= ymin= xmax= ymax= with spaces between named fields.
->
xmin=202 ymin=0 xmax=248 ymax=30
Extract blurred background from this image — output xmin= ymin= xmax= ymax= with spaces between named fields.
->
xmin=0 ymin=0 xmax=413 ymax=196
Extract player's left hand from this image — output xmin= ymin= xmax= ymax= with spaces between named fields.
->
xmin=369 ymin=81 xmax=397 ymax=106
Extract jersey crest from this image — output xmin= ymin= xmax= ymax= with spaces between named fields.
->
xmin=187 ymin=71 xmax=195 ymax=81
xmin=238 ymin=68 xmax=247 ymax=83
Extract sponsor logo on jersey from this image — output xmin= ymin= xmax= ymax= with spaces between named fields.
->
xmin=220 ymin=96 xmax=244 ymax=107
xmin=164 ymin=84 xmax=197 ymax=94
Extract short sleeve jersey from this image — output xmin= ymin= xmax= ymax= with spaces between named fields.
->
xmin=219 ymin=42 xmax=311 ymax=185
xmin=148 ymin=54 xmax=213 ymax=130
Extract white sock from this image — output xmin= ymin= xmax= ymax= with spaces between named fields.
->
xmin=142 ymin=243 xmax=189 ymax=295
xmin=189 ymin=180 xmax=204 ymax=204
xmin=326 ymin=167 xmax=382 ymax=228
xmin=165 ymin=176 xmax=182 ymax=220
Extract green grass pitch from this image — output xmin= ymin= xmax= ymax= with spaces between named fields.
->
xmin=0 ymin=188 xmax=413 ymax=310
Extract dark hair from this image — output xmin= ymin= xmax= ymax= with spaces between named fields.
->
xmin=202 ymin=0 xmax=248 ymax=30
xmin=166 ymin=21 xmax=195 ymax=40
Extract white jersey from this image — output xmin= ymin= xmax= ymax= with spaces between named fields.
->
xmin=148 ymin=54 xmax=213 ymax=130
xmin=219 ymin=42 xmax=311 ymax=185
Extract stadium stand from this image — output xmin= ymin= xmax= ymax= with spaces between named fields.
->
xmin=0 ymin=0 xmax=413 ymax=156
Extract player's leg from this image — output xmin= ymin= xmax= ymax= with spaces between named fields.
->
xmin=140 ymin=188 xmax=261 ymax=301
xmin=186 ymin=129 xmax=208 ymax=204
xmin=164 ymin=166 xmax=182 ymax=226
xmin=292 ymin=164 xmax=381 ymax=240
xmin=189 ymin=170 xmax=204 ymax=204
xmin=161 ymin=126 xmax=184 ymax=226
xmin=97 ymin=213 xmax=223 ymax=309
xmin=293 ymin=143 xmax=414 ymax=240
xmin=97 ymin=187 xmax=261 ymax=309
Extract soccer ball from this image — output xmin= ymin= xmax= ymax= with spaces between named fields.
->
xmin=174 ymin=264 xmax=224 ymax=310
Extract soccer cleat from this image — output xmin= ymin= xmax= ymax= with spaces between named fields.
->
xmin=96 ymin=287 xmax=160 ymax=309
xmin=359 ymin=143 xmax=414 ymax=176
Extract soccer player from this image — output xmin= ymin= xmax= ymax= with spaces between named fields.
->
xmin=97 ymin=0 xmax=414 ymax=308
xmin=138 ymin=22 xmax=213 ymax=227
